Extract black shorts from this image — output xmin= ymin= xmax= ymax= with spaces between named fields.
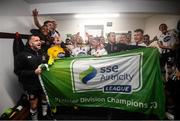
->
xmin=160 ymin=51 xmax=175 ymax=67
xmin=25 ymin=87 xmax=45 ymax=99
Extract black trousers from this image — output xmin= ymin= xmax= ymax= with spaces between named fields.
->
xmin=175 ymin=81 xmax=180 ymax=119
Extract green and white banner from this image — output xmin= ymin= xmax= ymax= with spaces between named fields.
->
xmin=40 ymin=48 xmax=165 ymax=119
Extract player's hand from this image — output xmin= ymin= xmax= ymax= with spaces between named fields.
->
xmin=35 ymin=66 xmax=42 ymax=75
xmin=32 ymin=9 xmax=38 ymax=16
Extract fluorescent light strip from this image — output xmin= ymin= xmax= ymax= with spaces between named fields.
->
xmin=74 ymin=13 xmax=119 ymax=18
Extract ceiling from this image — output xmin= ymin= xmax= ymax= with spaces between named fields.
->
xmin=24 ymin=0 xmax=180 ymax=20
xmin=24 ymin=0 xmax=112 ymax=4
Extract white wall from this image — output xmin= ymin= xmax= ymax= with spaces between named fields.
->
xmin=0 ymin=0 xmax=55 ymax=115
xmin=56 ymin=17 xmax=145 ymax=41
xmin=0 ymin=0 xmax=33 ymax=115
xmin=56 ymin=15 xmax=180 ymax=42
xmin=144 ymin=15 xmax=180 ymax=40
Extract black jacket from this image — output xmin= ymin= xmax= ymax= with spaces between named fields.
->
xmin=105 ymin=43 xmax=140 ymax=54
xmin=14 ymin=45 xmax=43 ymax=91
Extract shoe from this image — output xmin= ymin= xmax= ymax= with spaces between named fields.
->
xmin=42 ymin=114 xmax=54 ymax=120
xmin=166 ymin=112 xmax=174 ymax=120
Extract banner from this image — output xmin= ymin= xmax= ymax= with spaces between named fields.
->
xmin=40 ymin=48 xmax=165 ymax=119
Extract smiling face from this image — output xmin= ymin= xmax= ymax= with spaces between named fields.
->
xmin=53 ymin=35 xmax=62 ymax=45
xmin=159 ymin=24 xmax=168 ymax=34
xmin=134 ymin=31 xmax=143 ymax=43
xmin=90 ymin=38 xmax=99 ymax=49
xmin=28 ymin=35 xmax=41 ymax=51
xmin=75 ymin=35 xmax=83 ymax=44
xmin=45 ymin=21 xmax=54 ymax=32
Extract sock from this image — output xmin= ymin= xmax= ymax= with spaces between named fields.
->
xmin=42 ymin=99 xmax=48 ymax=116
xmin=30 ymin=108 xmax=38 ymax=120
xmin=51 ymin=106 xmax=57 ymax=114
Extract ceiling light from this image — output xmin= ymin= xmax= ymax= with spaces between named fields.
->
xmin=74 ymin=13 xmax=119 ymax=18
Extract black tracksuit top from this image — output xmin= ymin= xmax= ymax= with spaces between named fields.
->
xmin=14 ymin=45 xmax=43 ymax=91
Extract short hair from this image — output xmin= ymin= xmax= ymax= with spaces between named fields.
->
xmin=121 ymin=33 xmax=127 ymax=37
xmin=143 ymin=34 xmax=150 ymax=38
xmin=27 ymin=35 xmax=34 ymax=42
xmin=93 ymin=37 xmax=100 ymax=42
xmin=43 ymin=20 xmax=52 ymax=26
xmin=26 ymin=35 xmax=34 ymax=46
xmin=27 ymin=35 xmax=39 ymax=44
xmin=134 ymin=29 xmax=144 ymax=34
xmin=107 ymin=32 xmax=115 ymax=38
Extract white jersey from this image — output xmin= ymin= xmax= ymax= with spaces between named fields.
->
xmin=159 ymin=30 xmax=176 ymax=48
xmin=71 ymin=46 xmax=90 ymax=57
xmin=91 ymin=48 xmax=108 ymax=57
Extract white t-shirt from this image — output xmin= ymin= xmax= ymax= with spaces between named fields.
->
xmin=91 ymin=48 xmax=107 ymax=57
xmin=137 ymin=42 xmax=147 ymax=47
xmin=130 ymin=42 xmax=147 ymax=47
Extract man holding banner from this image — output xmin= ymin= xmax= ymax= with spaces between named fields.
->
xmin=14 ymin=35 xmax=49 ymax=120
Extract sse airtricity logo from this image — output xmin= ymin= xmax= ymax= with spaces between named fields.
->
xmin=79 ymin=66 xmax=97 ymax=84
xmin=72 ymin=53 xmax=142 ymax=93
